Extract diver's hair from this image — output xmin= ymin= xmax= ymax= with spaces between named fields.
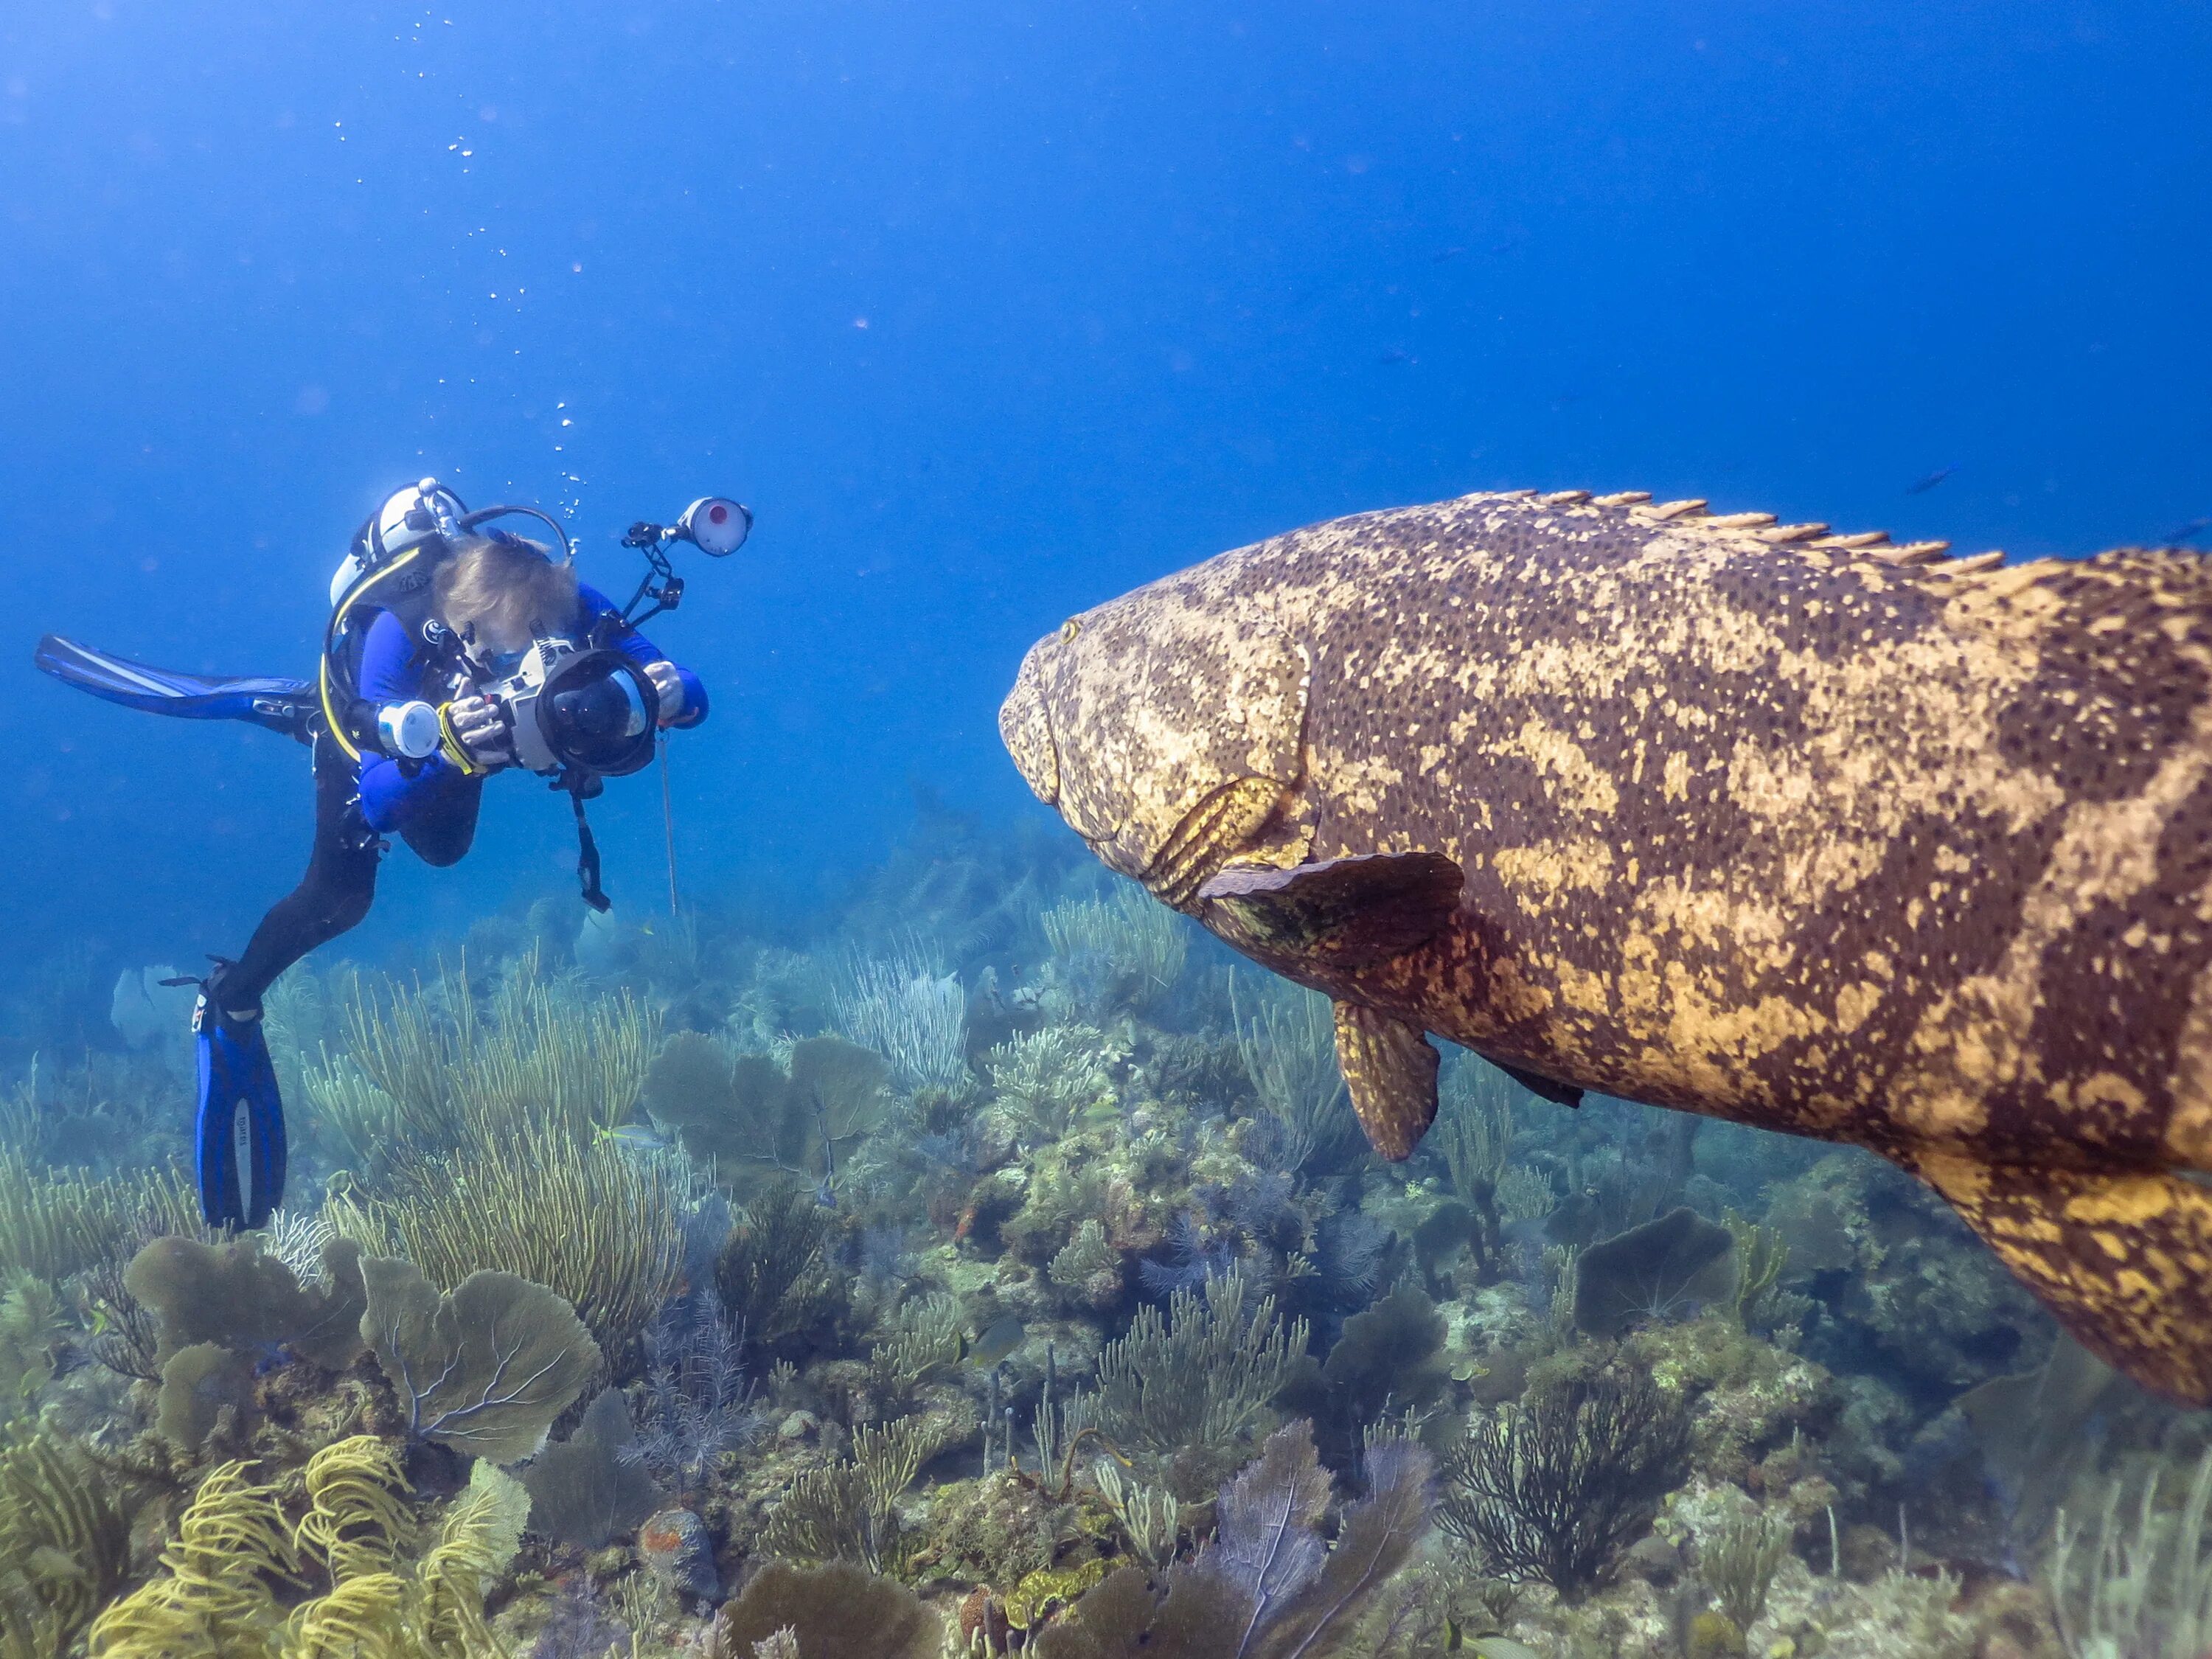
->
xmin=433 ymin=533 xmax=578 ymax=649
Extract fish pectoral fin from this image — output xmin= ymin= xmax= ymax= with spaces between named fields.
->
xmin=1197 ymin=851 xmax=1463 ymax=970
xmin=1492 ymin=1060 xmax=1584 ymax=1109
xmin=1333 ymin=1001 xmax=1439 ymax=1161
xmin=1912 ymin=1148 xmax=2212 ymax=1407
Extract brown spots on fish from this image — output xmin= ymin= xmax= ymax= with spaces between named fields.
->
xmin=1005 ymin=486 xmax=2212 ymax=1402
xmin=1915 ymin=1147 xmax=2212 ymax=1404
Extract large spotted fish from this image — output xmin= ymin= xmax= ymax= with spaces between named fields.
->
xmin=999 ymin=487 xmax=2212 ymax=1404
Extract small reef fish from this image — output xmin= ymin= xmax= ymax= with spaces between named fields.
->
xmin=1001 ymin=486 xmax=2212 ymax=1404
xmin=595 ymin=1122 xmax=677 ymax=1155
xmin=1905 ymin=463 xmax=1957 ymax=495
xmin=963 ymin=1314 xmax=1026 ymax=1368
xmin=2161 ymin=518 xmax=2210 ymax=547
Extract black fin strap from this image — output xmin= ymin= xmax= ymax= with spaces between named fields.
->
xmin=570 ymin=782 xmax=611 ymax=912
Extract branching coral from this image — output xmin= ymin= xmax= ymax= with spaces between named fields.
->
xmin=866 ymin=1293 xmax=962 ymax=1402
xmin=757 ymin=1415 xmax=960 ymax=1572
xmin=2048 ymin=1440 xmax=2212 ymax=1659
xmin=296 ymin=1436 xmax=416 ymax=1582
xmin=0 ymin=1270 xmax=63 ymax=1407
xmin=1431 ymin=1067 xmax=1513 ymax=1202
xmin=984 ymin=1026 xmax=1119 ymax=1138
xmin=328 ymin=1119 xmax=681 ymax=1369
xmin=715 ymin=1184 xmax=845 ymax=1362
xmin=1049 ymin=1219 xmax=1124 ymax=1311
xmin=310 ymin=954 xmax=660 ymax=1172
xmin=0 ymin=1147 xmax=192 ymax=1286
xmin=623 ymin=1284 xmax=765 ymax=1495
xmin=88 ymin=1436 xmax=529 ymax=1659
xmin=1039 ymin=885 xmax=1188 ymax=1018
xmin=1092 ymin=1457 xmax=1182 ymax=1570
xmin=84 ymin=1461 xmax=301 ymax=1658
xmin=1228 ymin=975 xmax=1360 ymax=1170
xmin=1094 ymin=1269 xmax=1306 ymax=1489
xmin=1720 ymin=1215 xmax=1797 ymax=1333
xmin=1439 ymin=1367 xmax=1694 ymax=1601
xmin=1698 ymin=1507 xmax=1789 ymax=1636
xmin=833 ymin=960 xmax=970 ymax=1096
xmin=464 ymin=967 xmax=658 ymax=1144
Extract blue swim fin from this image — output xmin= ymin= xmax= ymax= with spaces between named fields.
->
xmin=35 ymin=634 xmax=314 ymax=740
xmin=192 ymin=997 xmax=288 ymax=1231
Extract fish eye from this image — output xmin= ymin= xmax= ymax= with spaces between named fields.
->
xmin=1060 ymin=618 xmax=1082 ymax=642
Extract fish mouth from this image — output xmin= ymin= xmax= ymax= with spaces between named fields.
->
xmin=998 ymin=651 xmax=1060 ymax=807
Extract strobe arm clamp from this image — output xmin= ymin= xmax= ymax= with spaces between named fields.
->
xmin=616 ymin=498 xmax=748 ymax=629
xmin=618 ymin=524 xmax=685 ymax=630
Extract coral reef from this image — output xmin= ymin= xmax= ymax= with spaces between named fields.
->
xmin=1440 ymin=1366 xmax=1694 ymax=1600
xmin=0 ymin=816 xmax=2177 ymax=1658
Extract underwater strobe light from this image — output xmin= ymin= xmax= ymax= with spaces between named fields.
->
xmin=624 ymin=495 xmax=753 ymax=559
xmin=676 ymin=495 xmax=751 ymax=557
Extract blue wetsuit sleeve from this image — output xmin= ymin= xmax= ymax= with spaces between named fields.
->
xmin=356 ymin=610 xmax=427 ymax=703
xmin=577 ymin=583 xmax=709 ymax=728
xmin=359 ymin=751 xmax=471 ymax=832
xmin=352 ymin=611 xmax=470 ymax=831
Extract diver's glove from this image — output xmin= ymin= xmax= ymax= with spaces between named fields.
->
xmin=644 ymin=660 xmax=686 ymax=725
xmin=445 ymin=695 xmax=515 ymax=772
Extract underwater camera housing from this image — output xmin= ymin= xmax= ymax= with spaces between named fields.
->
xmin=485 ymin=638 xmax=660 ymax=777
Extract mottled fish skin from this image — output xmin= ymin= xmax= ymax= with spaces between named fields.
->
xmin=1001 ymin=487 xmax=2212 ymax=1403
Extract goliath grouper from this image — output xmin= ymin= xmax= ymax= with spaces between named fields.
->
xmin=998 ymin=487 xmax=2212 ymax=1404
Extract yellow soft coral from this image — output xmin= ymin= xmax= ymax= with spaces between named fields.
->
xmin=83 ymin=1440 xmax=529 ymax=1659
xmin=86 ymin=1461 xmax=299 ymax=1659
xmin=296 ymin=1437 xmax=417 ymax=1584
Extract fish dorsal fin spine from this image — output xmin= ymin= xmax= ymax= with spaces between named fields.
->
xmin=1539 ymin=487 xmax=2002 ymax=570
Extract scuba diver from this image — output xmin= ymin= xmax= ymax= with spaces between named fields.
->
xmin=36 ymin=479 xmax=750 ymax=1231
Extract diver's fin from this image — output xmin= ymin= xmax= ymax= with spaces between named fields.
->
xmin=192 ymin=999 xmax=288 ymax=1231
xmin=1198 ymin=852 xmax=1463 ymax=971
xmin=35 ymin=635 xmax=313 ymax=739
xmin=1333 ymin=1001 xmax=1439 ymax=1161
xmin=1912 ymin=1148 xmax=2212 ymax=1406
xmin=1492 ymin=1060 xmax=1585 ymax=1109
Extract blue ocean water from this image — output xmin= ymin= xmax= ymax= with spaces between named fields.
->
xmin=4 ymin=0 xmax=2208 ymax=1021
